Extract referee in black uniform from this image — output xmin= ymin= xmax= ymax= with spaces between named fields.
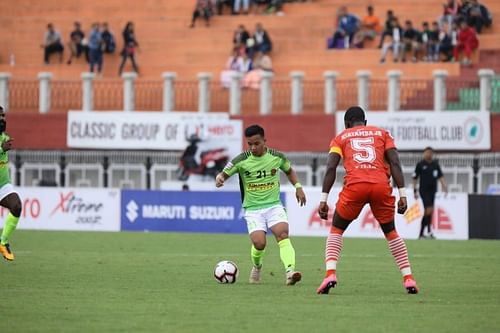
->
xmin=412 ymin=147 xmax=448 ymax=239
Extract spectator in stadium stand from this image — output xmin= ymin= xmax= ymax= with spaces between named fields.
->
xmin=420 ymin=21 xmax=440 ymax=62
xmin=190 ymin=0 xmax=214 ymax=28
xmin=241 ymin=51 xmax=253 ymax=72
xmin=330 ymin=6 xmax=360 ymax=49
xmin=379 ymin=18 xmax=403 ymax=63
xmin=233 ymin=0 xmax=250 ymax=15
xmin=252 ymin=23 xmax=273 ymax=54
xmin=427 ymin=21 xmax=441 ymax=61
xmin=242 ymin=51 xmax=272 ymax=89
xmin=400 ymin=20 xmax=421 ymax=63
xmin=101 ymin=22 xmax=116 ymax=54
xmin=439 ymin=21 xmax=459 ymax=61
xmin=233 ymin=24 xmax=250 ymax=53
xmin=452 ymin=19 xmax=479 ymax=65
xmin=88 ymin=23 xmax=104 ymax=75
xmin=118 ymin=22 xmax=140 ymax=76
xmin=66 ymin=21 xmax=87 ymax=65
xmin=220 ymin=48 xmax=252 ymax=88
xmin=352 ymin=5 xmax=382 ymax=48
xmin=252 ymin=0 xmax=271 ymax=14
xmin=412 ymin=147 xmax=448 ymax=240
xmin=419 ymin=22 xmax=431 ymax=61
xmin=216 ymin=0 xmax=234 ymax=15
xmin=439 ymin=0 xmax=461 ymax=30
xmin=264 ymin=0 xmax=284 ymax=15
xmin=42 ymin=23 xmax=64 ymax=64
xmin=377 ymin=10 xmax=396 ymax=48
xmin=463 ymin=0 xmax=492 ymax=34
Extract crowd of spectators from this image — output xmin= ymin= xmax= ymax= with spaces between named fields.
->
xmin=42 ymin=21 xmax=141 ymax=76
xmin=191 ymin=0 xmax=313 ymax=27
xmin=327 ymin=0 xmax=492 ymax=66
xmin=220 ymin=23 xmax=273 ymax=89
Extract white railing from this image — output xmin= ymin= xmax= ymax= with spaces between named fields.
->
xmin=0 ymin=69 xmax=496 ymax=114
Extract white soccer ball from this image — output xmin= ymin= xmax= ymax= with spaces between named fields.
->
xmin=214 ymin=260 xmax=239 ymax=284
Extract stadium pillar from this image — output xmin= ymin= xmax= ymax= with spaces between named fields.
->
xmin=433 ymin=70 xmax=448 ymax=112
xmin=229 ymin=72 xmax=242 ymax=116
xmin=0 ymin=72 xmax=11 ymax=111
xmin=198 ymin=72 xmax=212 ymax=113
xmin=478 ymin=69 xmax=494 ymax=112
xmin=122 ymin=72 xmax=137 ymax=112
xmin=162 ymin=72 xmax=176 ymax=112
xmin=290 ymin=71 xmax=304 ymax=115
xmin=387 ymin=70 xmax=401 ymax=112
xmin=357 ymin=70 xmax=371 ymax=111
xmin=260 ymin=71 xmax=273 ymax=115
xmin=81 ymin=72 xmax=95 ymax=111
xmin=323 ymin=71 xmax=338 ymax=114
xmin=38 ymin=72 xmax=53 ymax=114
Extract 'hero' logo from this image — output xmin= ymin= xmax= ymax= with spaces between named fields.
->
xmin=432 ymin=207 xmax=453 ymax=231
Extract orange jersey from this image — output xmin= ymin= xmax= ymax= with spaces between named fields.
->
xmin=329 ymin=125 xmax=396 ymax=186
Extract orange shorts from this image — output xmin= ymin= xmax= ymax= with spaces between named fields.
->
xmin=335 ymin=182 xmax=395 ymax=223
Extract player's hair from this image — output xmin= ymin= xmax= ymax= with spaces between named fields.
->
xmin=424 ymin=146 xmax=434 ymax=152
xmin=344 ymin=106 xmax=366 ymax=123
xmin=0 ymin=106 xmax=3 ymax=111
xmin=245 ymin=125 xmax=265 ymax=138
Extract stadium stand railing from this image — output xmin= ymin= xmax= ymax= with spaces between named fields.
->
xmin=493 ymin=76 xmax=500 ymax=113
xmin=399 ymin=79 xmax=434 ymax=111
xmin=4 ymin=69 xmax=496 ymax=114
xmin=8 ymin=150 xmax=500 ymax=194
xmin=446 ymin=78 xmax=481 ymax=111
xmin=93 ymin=80 xmax=124 ymax=110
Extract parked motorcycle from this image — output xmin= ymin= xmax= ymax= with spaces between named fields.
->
xmin=178 ymin=134 xmax=229 ymax=181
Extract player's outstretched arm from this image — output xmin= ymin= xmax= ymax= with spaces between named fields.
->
xmin=215 ymin=172 xmax=230 ymax=188
xmin=318 ymin=153 xmax=341 ymax=219
xmin=285 ymin=167 xmax=306 ymax=206
xmin=385 ymin=148 xmax=407 ymax=214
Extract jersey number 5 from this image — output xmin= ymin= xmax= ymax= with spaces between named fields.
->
xmin=351 ymin=137 xmax=376 ymax=163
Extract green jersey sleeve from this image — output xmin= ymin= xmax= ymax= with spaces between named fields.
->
xmin=277 ymin=151 xmax=291 ymax=173
xmin=223 ymin=152 xmax=250 ymax=177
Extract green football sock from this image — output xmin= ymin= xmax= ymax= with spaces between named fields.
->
xmin=278 ymin=238 xmax=296 ymax=272
xmin=251 ymin=245 xmax=265 ymax=268
xmin=1 ymin=212 xmax=20 ymax=245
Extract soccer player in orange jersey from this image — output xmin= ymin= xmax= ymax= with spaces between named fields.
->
xmin=316 ymin=106 xmax=419 ymax=295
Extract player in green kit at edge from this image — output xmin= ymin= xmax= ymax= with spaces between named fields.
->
xmin=216 ymin=125 xmax=307 ymax=285
xmin=0 ymin=106 xmax=23 ymax=261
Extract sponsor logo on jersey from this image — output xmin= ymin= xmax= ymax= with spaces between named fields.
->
xmin=247 ymin=182 xmax=275 ymax=191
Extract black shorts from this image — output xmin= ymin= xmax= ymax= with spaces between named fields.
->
xmin=419 ymin=190 xmax=436 ymax=208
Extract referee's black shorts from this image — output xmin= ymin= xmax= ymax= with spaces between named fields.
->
xmin=419 ymin=190 xmax=436 ymax=208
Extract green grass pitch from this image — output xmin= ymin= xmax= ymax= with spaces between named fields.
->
xmin=1 ymin=231 xmax=499 ymax=333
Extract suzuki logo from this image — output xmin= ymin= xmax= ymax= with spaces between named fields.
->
xmin=126 ymin=200 xmax=139 ymax=223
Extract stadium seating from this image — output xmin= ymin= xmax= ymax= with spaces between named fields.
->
xmin=0 ymin=0 xmax=498 ymax=80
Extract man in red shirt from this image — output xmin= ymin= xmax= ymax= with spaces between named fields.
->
xmin=453 ymin=20 xmax=479 ymax=65
xmin=316 ymin=106 xmax=418 ymax=295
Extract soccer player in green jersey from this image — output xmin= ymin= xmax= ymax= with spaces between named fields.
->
xmin=215 ymin=125 xmax=307 ymax=285
xmin=0 ymin=106 xmax=22 ymax=261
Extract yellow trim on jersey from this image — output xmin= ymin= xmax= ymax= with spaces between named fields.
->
xmin=329 ymin=146 xmax=343 ymax=157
